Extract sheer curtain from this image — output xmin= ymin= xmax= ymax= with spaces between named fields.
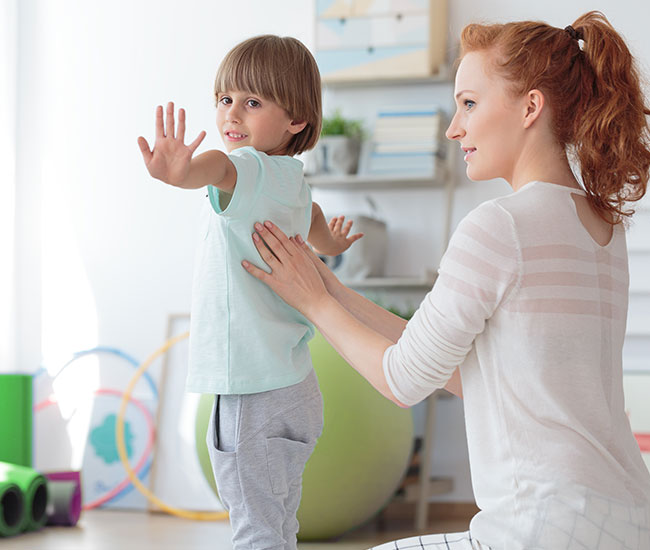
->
xmin=0 ymin=0 xmax=17 ymax=372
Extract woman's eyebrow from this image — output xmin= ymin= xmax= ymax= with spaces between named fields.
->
xmin=455 ymin=89 xmax=476 ymax=99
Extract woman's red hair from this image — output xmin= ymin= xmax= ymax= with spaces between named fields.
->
xmin=460 ymin=11 xmax=650 ymax=223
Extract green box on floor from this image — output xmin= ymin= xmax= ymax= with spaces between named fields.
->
xmin=0 ymin=374 xmax=33 ymax=467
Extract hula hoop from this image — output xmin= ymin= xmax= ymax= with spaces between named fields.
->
xmin=117 ymin=331 xmax=228 ymax=521
xmin=33 ymin=346 xmax=157 ymax=506
xmin=34 ymin=346 xmax=158 ymax=399
xmin=34 ymin=388 xmax=155 ymax=509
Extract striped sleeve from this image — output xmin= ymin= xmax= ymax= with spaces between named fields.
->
xmin=383 ymin=200 xmax=521 ymax=406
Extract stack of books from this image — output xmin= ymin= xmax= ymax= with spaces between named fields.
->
xmin=365 ymin=105 xmax=446 ymax=177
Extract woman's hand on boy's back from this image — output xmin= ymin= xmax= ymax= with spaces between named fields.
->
xmin=137 ymin=102 xmax=206 ymax=187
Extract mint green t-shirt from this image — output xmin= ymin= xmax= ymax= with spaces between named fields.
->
xmin=186 ymin=147 xmax=314 ymax=394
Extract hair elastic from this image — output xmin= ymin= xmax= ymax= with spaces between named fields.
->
xmin=564 ymin=25 xmax=583 ymax=41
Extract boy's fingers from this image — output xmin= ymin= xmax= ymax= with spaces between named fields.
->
xmin=188 ymin=131 xmax=207 ymax=154
xmin=137 ymin=136 xmax=153 ymax=163
xmin=155 ymin=105 xmax=164 ymax=138
xmin=177 ymin=108 xmax=186 ymax=141
xmin=166 ymin=102 xmax=175 ymax=139
xmin=342 ymin=219 xmax=354 ymax=236
xmin=349 ymin=232 xmax=364 ymax=243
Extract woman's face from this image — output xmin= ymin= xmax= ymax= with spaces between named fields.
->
xmin=446 ymin=50 xmax=528 ymax=183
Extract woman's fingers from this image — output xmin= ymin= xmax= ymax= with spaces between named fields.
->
xmin=254 ymin=221 xmax=295 ymax=260
xmin=241 ymin=259 xmax=271 ymax=284
xmin=252 ymin=231 xmax=280 ymax=266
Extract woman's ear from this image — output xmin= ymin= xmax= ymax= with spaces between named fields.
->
xmin=288 ymin=120 xmax=308 ymax=135
xmin=523 ymin=89 xmax=545 ymax=129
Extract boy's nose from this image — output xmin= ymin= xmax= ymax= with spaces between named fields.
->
xmin=226 ymin=104 xmax=243 ymax=123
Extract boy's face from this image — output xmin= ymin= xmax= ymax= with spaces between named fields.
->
xmin=216 ymin=90 xmax=306 ymax=155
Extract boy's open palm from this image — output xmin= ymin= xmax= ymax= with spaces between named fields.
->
xmin=137 ymin=102 xmax=206 ymax=186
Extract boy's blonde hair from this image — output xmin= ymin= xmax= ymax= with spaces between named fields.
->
xmin=214 ymin=35 xmax=322 ymax=157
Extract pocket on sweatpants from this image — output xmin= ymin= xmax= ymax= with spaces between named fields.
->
xmin=265 ymin=437 xmax=314 ymax=496
xmin=207 ymin=445 xmax=239 ymax=510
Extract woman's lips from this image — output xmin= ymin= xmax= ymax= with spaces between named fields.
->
xmin=462 ymin=147 xmax=476 ymax=161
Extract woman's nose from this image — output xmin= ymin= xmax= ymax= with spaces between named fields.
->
xmin=445 ymin=114 xmax=464 ymax=141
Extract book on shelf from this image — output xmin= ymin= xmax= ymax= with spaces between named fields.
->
xmin=364 ymin=104 xmax=447 ymax=177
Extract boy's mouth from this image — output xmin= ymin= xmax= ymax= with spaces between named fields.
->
xmin=225 ymin=131 xmax=248 ymax=141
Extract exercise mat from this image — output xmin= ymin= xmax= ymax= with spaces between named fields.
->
xmin=0 ymin=481 xmax=24 ymax=537
xmin=45 ymin=471 xmax=81 ymax=526
xmin=0 ymin=374 xmax=33 ymax=466
xmin=0 ymin=462 xmax=47 ymax=532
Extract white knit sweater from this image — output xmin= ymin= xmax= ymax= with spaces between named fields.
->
xmin=383 ymin=181 xmax=650 ymax=549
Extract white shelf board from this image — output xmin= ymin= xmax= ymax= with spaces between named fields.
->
xmin=306 ymin=173 xmax=446 ymax=190
xmin=341 ymin=276 xmax=436 ymax=289
xmin=323 ymin=67 xmax=455 ymax=88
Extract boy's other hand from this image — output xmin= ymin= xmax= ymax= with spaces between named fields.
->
xmin=137 ymin=102 xmax=206 ymax=186
xmin=312 ymin=215 xmax=363 ymax=256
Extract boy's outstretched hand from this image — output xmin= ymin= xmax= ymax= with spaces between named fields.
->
xmin=137 ymin=102 xmax=206 ymax=187
xmin=312 ymin=215 xmax=364 ymax=256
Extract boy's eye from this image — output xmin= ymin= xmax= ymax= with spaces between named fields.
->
xmin=219 ymin=96 xmax=232 ymax=105
xmin=247 ymin=99 xmax=261 ymax=108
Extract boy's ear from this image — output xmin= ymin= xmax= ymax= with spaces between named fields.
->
xmin=288 ymin=119 xmax=308 ymax=135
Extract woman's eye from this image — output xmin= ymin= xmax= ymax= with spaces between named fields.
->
xmin=464 ymin=99 xmax=476 ymax=110
xmin=247 ymin=99 xmax=261 ymax=108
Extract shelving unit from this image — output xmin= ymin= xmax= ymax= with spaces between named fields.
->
xmin=307 ymin=172 xmax=447 ymax=190
xmin=341 ymin=276 xmax=437 ymax=289
xmin=309 ymin=71 xmax=459 ymax=531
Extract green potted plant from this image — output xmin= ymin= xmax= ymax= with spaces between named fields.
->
xmin=317 ymin=109 xmax=364 ymax=175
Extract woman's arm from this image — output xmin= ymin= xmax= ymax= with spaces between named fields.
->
xmin=300 ymin=233 xmax=408 ymax=341
xmin=304 ymin=242 xmax=464 ymax=398
xmin=244 ymin=221 xmax=407 ymax=406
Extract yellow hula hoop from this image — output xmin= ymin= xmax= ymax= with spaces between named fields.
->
xmin=116 ymin=331 xmax=229 ymax=521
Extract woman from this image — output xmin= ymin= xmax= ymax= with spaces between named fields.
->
xmin=243 ymin=11 xmax=650 ymax=550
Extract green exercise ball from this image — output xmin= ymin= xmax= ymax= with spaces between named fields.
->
xmin=195 ymin=394 xmax=218 ymax=496
xmin=195 ymin=330 xmax=413 ymax=540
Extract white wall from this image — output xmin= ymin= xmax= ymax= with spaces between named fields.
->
xmin=12 ymin=0 xmax=650 ymax=503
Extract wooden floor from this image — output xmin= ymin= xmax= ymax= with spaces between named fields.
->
xmin=4 ymin=505 xmax=475 ymax=549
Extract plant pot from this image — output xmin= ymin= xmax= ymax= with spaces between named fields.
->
xmin=315 ymin=135 xmax=361 ymax=175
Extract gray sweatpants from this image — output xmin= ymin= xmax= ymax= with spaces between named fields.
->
xmin=206 ymin=369 xmax=323 ymax=550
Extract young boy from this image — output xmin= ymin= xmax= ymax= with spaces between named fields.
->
xmin=137 ymin=35 xmax=362 ymax=549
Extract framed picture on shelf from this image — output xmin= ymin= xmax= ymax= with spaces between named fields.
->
xmin=315 ymin=0 xmax=448 ymax=83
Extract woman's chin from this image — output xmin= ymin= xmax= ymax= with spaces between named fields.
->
xmin=465 ymin=165 xmax=496 ymax=182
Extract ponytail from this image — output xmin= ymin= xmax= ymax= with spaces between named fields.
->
xmin=570 ymin=11 xmax=650 ymax=222
xmin=460 ymin=11 xmax=650 ymax=223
